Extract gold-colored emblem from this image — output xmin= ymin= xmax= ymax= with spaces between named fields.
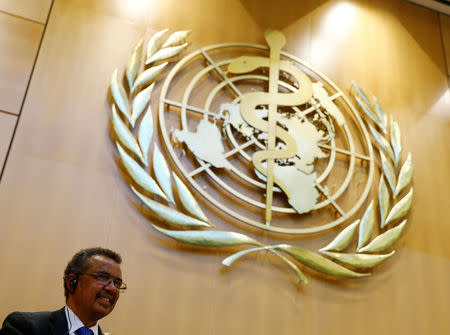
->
xmin=109 ymin=29 xmax=413 ymax=284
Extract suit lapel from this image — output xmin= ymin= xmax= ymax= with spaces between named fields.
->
xmin=48 ymin=307 xmax=69 ymax=335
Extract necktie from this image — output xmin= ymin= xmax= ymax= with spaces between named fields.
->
xmin=75 ymin=326 xmax=94 ymax=335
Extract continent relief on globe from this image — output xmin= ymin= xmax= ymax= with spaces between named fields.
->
xmin=173 ymin=81 xmax=345 ymax=214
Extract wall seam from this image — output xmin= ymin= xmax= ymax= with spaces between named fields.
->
xmin=0 ymin=9 xmax=45 ymax=25
xmin=0 ymin=110 xmax=19 ymax=117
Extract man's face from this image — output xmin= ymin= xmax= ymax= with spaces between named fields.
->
xmin=71 ymin=255 xmax=122 ymax=323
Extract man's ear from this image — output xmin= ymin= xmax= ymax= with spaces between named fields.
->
xmin=64 ymin=273 xmax=79 ymax=293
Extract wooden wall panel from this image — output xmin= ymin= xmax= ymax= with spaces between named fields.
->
xmin=0 ymin=0 xmax=449 ymax=334
xmin=0 ymin=12 xmax=43 ymax=115
xmin=0 ymin=0 xmax=52 ymax=23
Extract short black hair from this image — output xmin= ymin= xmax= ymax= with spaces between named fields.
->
xmin=63 ymin=247 xmax=122 ymax=299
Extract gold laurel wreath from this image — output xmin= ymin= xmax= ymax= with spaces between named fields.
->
xmin=317 ymin=82 xmax=413 ymax=269
xmin=109 ymin=29 xmax=413 ymax=285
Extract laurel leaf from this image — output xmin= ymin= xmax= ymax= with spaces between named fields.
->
xmin=153 ymin=225 xmax=260 ymax=246
xmin=133 ymin=188 xmax=211 ymax=227
xmin=222 ymin=246 xmax=308 ymax=284
xmin=319 ymin=220 xmax=360 ymax=252
xmin=173 ymin=173 xmax=210 ymax=223
xmin=110 ymin=69 xmax=131 ymax=121
xmin=385 ymin=188 xmax=413 ymax=225
xmin=274 ymin=245 xmax=369 ymax=278
xmin=145 ymin=43 xmax=188 ymax=65
xmin=379 ymin=175 xmax=391 ymax=229
xmin=138 ymin=104 xmax=153 ymax=166
xmin=390 ymin=118 xmax=402 ymax=168
xmin=355 ymin=96 xmax=381 ymax=127
xmin=132 ymin=62 xmax=168 ymax=93
xmin=352 ymin=81 xmax=373 ymax=110
xmin=359 ymin=220 xmax=407 ymax=253
xmin=162 ymin=30 xmax=192 ymax=48
xmin=373 ymin=95 xmax=387 ymax=134
xmin=321 ymin=250 xmax=395 ymax=268
xmin=146 ymin=28 xmax=168 ymax=62
xmin=369 ymin=124 xmax=395 ymax=162
xmin=356 ymin=201 xmax=376 ymax=250
xmin=380 ymin=150 xmax=396 ymax=195
xmin=126 ymin=39 xmax=143 ymax=90
xmin=395 ymin=152 xmax=413 ymax=197
xmin=152 ymin=145 xmax=175 ymax=203
xmin=222 ymin=247 xmax=267 ymax=267
xmin=112 ymin=105 xmax=144 ymax=164
xmin=116 ymin=143 xmax=167 ymax=200
xmin=131 ymin=83 xmax=154 ymax=127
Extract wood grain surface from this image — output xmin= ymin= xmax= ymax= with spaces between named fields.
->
xmin=0 ymin=0 xmax=449 ymax=334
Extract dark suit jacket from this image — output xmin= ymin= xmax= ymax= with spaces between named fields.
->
xmin=0 ymin=308 xmax=104 ymax=335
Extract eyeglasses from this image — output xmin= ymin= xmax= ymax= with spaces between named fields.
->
xmin=80 ymin=272 xmax=127 ymax=292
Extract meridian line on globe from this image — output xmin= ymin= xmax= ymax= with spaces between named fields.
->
xmin=314 ymin=182 xmax=346 ymax=215
xmin=187 ymin=138 xmax=256 ymax=177
xmin=298 ymin=92 xmax=342 ymax=117
xmin=329 ymin=92 xmax=342 ymax=100
xmin=200 ymin=49 xmax=243 ymax=98
xmin=318 ymin=143 xmax=371 ymax=161
xmin=164 ymin=99 xmax=216 ymax=118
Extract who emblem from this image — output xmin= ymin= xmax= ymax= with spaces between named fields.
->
xmin=110 ymin=29 xmax=413 ymax=284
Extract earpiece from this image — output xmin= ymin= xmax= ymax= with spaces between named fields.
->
xmin=69 ymin=277 xmax=78 ymax=292
xmin=64 ymin=274 xmax=79 ymax=293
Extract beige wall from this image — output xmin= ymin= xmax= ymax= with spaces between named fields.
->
xmin=0 ymin=0 xmax=449 ymax=334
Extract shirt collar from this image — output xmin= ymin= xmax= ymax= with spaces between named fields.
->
xmin=65 ymin=306 xmax=99 ymax=335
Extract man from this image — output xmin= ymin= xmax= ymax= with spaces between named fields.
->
xmin=0 ymin=247 xmax=125 ymax=334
